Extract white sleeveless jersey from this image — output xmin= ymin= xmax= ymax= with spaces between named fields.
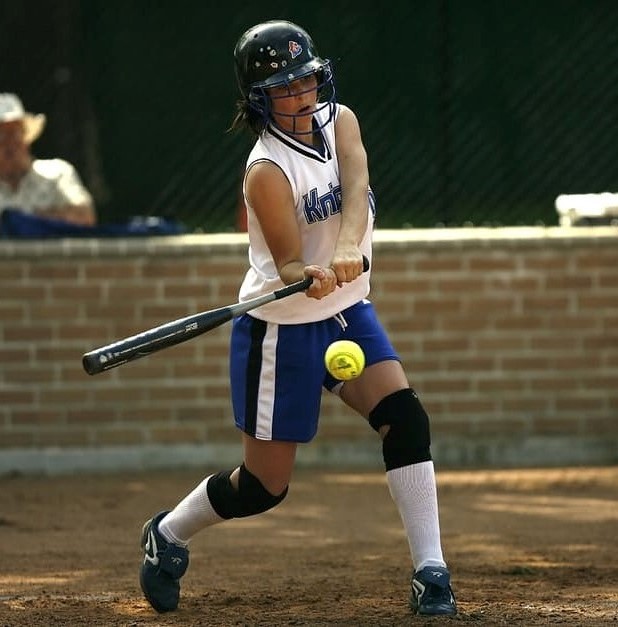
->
xmin=238 ymin=104 xmax=374 ymax=324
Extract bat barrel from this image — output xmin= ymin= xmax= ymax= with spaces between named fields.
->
xmin=82 ymin=306 xmax=234 ymax=375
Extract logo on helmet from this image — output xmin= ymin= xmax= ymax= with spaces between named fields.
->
xmin=289 ymin=41 xmax=302 ymax=59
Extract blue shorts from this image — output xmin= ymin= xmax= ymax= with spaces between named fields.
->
xmin=229 ymin=300 xmax=399 ymax=443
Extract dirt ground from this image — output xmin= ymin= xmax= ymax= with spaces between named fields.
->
xmin=1 ymin=465 xmax=617 ymax=626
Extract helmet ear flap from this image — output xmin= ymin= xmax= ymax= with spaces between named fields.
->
xmin=248 ymin=90 xmax=265 ymax=106
xmin=248 ymin=88 xmax=269 ymax=114
xmin=245 ymin=88 xmax=271 ymax=134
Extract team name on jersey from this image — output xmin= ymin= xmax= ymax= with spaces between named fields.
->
xmin=303 ymin=183 xmax=342 ymax=223
xmin=303 ymin=185 xmax=376 ymax=224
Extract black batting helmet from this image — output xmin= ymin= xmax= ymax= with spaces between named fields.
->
xmin=233 ymin=20 xmax=336 ymax=134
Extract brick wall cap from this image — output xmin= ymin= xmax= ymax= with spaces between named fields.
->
xmin=1 ymin=226 xmax=617 ymax=260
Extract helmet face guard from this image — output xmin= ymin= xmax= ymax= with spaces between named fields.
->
xmin=234 ymin=21 xmax=336 ymax=135
xmin=248 ymin=60 xmax=336 ymax=135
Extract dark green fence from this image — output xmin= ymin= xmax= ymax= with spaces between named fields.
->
xmin=2 ymin=1 xmax=618 ymax=230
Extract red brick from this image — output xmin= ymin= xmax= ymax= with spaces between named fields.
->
xmin=501 ymin=357 xmax=551 ymax=371
xmin=10 ymin=409 xmax=66 ymax=425
xmin=84 ymin=262 xmax=140 ymax=280
xmin=522 ymin=295 xmax=570 ymax=310
xmin=555 ymin=397 xmax=606 ymax=411
xmin=414 ymin=297 xmax=462 ymax=315
xmin=529 ymin=377 xmax=581 ymax=391
xmin=106 ymin=284 xmax=159 ymax=302
xmin=0 ymin=347 xmax=28 ymax=362
xmin=0 ymin=264 xmax=25 ymax=280
xmin=474 ymin=337 xmax=526 ymax=351
xmin=524 ymin=256 xmax=569 ymax=271
xmin=495 ymin=315 xmax=546 ymax=330
xmin=430 ymin=419 xmax=474 ymax=436
xmin=95 ymin=429 xmax=146 ymax=445
xmin=0 ymin=303 xmax=27 ymax=320
xmin=579 ymin=375 xmax=618 ymax=389
xmin=446 ymin=399 xmax=497 ymax=414
xmin=162 ymin=284 xmax=205 ymax=299
xmin=422 ymin=338 xmax=471 ymax=352
xmin=545 ymin=315 xmax=599 ymax=330
xmin=34 ymin=429 xmax=92 ymax=446
xmin=472 ymin=419 xmax=528 ymax=436
xmin=50 ymin=284 xmax=104 ymax=301
xmin=467 ymin=256 xmax=517 ymax=272
xmin=544 ymin=275 xmax=592 ymax=290
xmin=3 ymin=285 xmax=47 ymax=300
xmin=415 ymin=257 xmax=463 ymax=272
xmin=57 ymin=323 xmax=111 ymax=341
xmin=477 ymin=379 xmax=527 ymax=393
xmin=583 ymin=334 xmax=618 ymax=350
xmin=549 ymin=355 xmax=603 ymax=370
xmin=462 ymin=297 xmax=516 ymax=313
xmin=28 ymin=264 xmax=80 ymax=280
xmin=147 ymin=386 xmax=201 ymax=402
xmin=83 ymin=303 xmax=139 ymax=322
xmin=501 ymin=398 xmax=549 ymax=412
xmin=38 ymin=388 xmax=92 ymax=404
xmin=4 ymin=325 xmax=54 ymax=342
xmin=530 ymin=418 xmax=579 ymax=435
xmin=193 ymin=260 xmax=248 ymax=279
xmin=380 ymin=279 xmax=433 ymax=294
xmin=488 ymin=277 xmax=540 ymax=291
xmin=577 ymin=294 xmax=618 ymax=309
xmin=149 ymin=427 xmax=205 ymax=444
xmin=421 ymin=379 xmax=472 ymax=393
xmin=141 ymin=260 xmax=194 ymax=279
xmin=436 ymin=278 xmax=486 ymax=293
xmin=439 ymin=315 xmax=489 ymax=331
xmin=598 ymin=274 xmax=618 ymax=288
xmin=3 ymin=367 xmax=53 ymax=384
xmin=582 ymin=416 xmax=618 ymax=435
xmin=575 ymin=251 xmax=618 ymax=270
xmin=446 ymin=358 xmax=497 ymax=372
xmin=0 ymin=432 xmax=35 ymax=447
xmin=66 ymin=408 xmax=118 ymax=424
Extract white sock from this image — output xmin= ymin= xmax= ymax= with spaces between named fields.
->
xmin=158 ymin=475 xmax=225 ymax=546
xmin=386 ymin=460 xmax=447 ymax=572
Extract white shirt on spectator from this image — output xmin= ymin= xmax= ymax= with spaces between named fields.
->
xmin=0 ymin=158 xmax=93 ymax=215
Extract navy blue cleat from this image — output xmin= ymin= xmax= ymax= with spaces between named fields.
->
xmin=139 ymin=511 xmax=189 ymax=613
xmin=410 ymin=566 xmax=457 ymax=616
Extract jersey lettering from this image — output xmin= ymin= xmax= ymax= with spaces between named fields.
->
xmin=303 ymin=183 xmax=342 ymax=223
xmin=303 ymin=185 xmax=376 ymax=224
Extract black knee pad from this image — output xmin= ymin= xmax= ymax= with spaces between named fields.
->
xmin=368 ymin=388 xmax=432 ymax=471
xmin=206 ymin=463 xmax=288 ymax=519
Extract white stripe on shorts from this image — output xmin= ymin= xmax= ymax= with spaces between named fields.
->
xmin=255 ymin=322 xmax=278 ymax=440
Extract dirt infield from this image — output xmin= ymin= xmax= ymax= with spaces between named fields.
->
xmin=1 ymin=465 xmax=617 ymax=626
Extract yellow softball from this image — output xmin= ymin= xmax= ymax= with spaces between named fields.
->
xmin=324 ymin=340 xmax=365 ymax=381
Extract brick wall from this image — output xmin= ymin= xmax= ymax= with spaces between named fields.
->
xmin=1 ymin=227 xmax=617 ymax=474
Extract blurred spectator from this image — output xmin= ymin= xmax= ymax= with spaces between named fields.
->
xmin=0 ymin=93 xmax=96 ymax=226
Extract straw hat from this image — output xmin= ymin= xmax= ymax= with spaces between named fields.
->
xmin=0 ymin=93 xmax=46 ymax=143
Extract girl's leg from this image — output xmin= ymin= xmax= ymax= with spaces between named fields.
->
xmin=340 ymin=360 xmax=446 ymax=570
xmin=339 ymin=360 xmax=456 ymax=615
xmin=159 ymin=434 xmax=296 ymax=544
xmin=141 ymin=435 xmax=296 ymax=613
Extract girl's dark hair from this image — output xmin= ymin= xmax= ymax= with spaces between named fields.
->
xmin=228 ymin=98 xmax=266 ymax=136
